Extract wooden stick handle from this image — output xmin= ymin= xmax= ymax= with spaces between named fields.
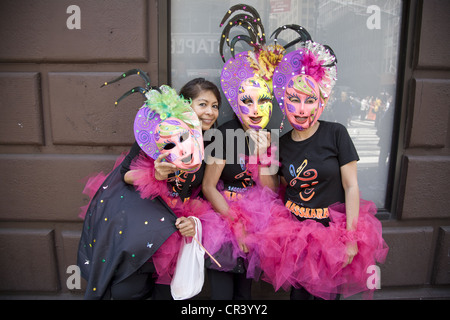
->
xmin=193 ymin=236 xmax=222 ymax=268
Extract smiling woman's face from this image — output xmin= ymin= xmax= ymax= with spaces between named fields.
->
xmin=284 ymin=74 xmax=325 ymax=131
xmin=237 ymin=77 xmax=272 ymax=130
xmin=189 ymin=90 xmax=219 ymax=131
xmin=155 ymin=118 xmax=203 ymax=171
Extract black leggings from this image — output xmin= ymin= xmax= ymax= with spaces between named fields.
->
xmin=107 ymin=262 xmax=172 ymax=300
xmin=207 ymin=268 xmax=252 ymax=300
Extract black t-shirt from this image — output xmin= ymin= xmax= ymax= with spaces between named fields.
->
xmin=211 ymin=119 xmax=253 ymax=196
xmin=120 ymin=141 xmax=141 ymax=180
xmin=166 ymin=153 xmax=208 ymax=201
xmin=166 ymin=166 xmax=205 ymax=201
xmin=278 ymin=121 xmax=359 ymax=225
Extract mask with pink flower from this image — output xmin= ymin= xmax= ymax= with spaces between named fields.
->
xmin=272 ymin=28 xmax=338 ymax=131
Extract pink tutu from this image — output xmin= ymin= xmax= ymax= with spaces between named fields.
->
xmin=150 ymin=230 xmax=181 ymax=285
xmin=226 ymin=188 xmax=389 ymax=299
xmin=281 ymin=199 xmax=389 ymax=300
xmin=130 ymin=153 xmax=239 ymax=280
xmin=219 ymin=150 xmax=389 ymax=299
xmin=128 ymin=151 xmax=389 ymax=297
xmin=79 ymin=153 xmax=127 ymax=219
xmin=79 ymin=152 xmax=203 ymax=285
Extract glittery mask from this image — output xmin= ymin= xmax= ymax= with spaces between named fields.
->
xmin=219 ymin=5 xmax=284 ymax=128
xmin=154 ymin=118 xmax=203 ymax=171
xmin=237 ymin=77 xmax=272 ymax=130
xmin=284 ymin=75 xmax=323 ymax=131
xmin=273 ymin=41 xmax=337 ymax=131
xmin=101 ymin=70 xmax=204 ymax=172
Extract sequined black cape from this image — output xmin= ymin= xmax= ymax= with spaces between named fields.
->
xmin=77 ymin=163 xmax=178 ymax=299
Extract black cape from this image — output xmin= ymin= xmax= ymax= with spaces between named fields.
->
xmin=77 ymin=162 xmax=178 ymax=299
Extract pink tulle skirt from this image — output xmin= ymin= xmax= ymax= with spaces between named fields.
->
xmin=78 ymin=153 xmax=199 ymax=285
xmin=151 ymin=197 xmax=240 ymax=284
xmin=78 ymin=153 xmax=127 ymax=219
xmin=81 ymin=152 xmax=389 ymax=296
xmin=222 ymin=185 xmax=389 ymax=299
xmin=129 ymin=153 xmax=240 ymax=283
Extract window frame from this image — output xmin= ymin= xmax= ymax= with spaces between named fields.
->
xmin=163 ymin=0 xmax=413 ymax=220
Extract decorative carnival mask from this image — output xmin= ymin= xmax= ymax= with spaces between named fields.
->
xmin=237 ymin=77 xmax=273 ymax=130
xmin=102 ymin=69 xmax=204 ymax=172
xmin=219 ymin=4 xmax=285 ymax=130
xmin=272 ymin=26 xmax=338 ymax=131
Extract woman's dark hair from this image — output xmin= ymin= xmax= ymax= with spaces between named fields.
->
xmin=179 ymin=78 xmax=221 ymax=108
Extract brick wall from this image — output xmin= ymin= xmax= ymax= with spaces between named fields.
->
xmin=0 ymin=0 xmax=448 ymax=299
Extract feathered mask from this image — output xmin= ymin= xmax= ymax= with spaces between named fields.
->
xmin=219 ymin=4 xmax=285 ymax=129
xmin=102 ymin=69 xmax=204 ymax=172
xmin=272 ymin=26 xmax=337 ymax=105
xmin=273 ymin=25 xmax=337 ymax=131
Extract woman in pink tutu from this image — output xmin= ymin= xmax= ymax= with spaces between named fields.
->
xmin=201 ymin=4 xmax=287 ymax=299
xmin=255 ymin=26 xmax=389 ymax=299
xmin=78 ymin=73 xmax=225 ymax=299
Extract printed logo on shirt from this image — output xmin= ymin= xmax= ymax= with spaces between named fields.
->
xmin=168 ymin=171 xmax=196 ymax=202
xmin=224 ymin=190 xmax=245 ymax=201
xmin=289 ymin=159 xmax=318 ymax=202
xmin=285 ymin=200 xmax=329 ymax=220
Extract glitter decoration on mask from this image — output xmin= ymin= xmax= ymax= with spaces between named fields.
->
xmin=102 ymin=69 xmax=204 ymax=172
xmin=272 ymin=26 xmax=338 ymax=131
xmin=219 ymin=4 xmax=285 ymax=129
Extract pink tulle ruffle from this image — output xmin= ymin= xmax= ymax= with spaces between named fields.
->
xmin=81 ymin=152 xmax=388 ymax=298
xmin=222 ymin=185 xmax=304 ymax=283
xmin=151 ymin=230 xmax=181 ymax=285
xmin=223 ymin=187 xmax=389 ymax=299
xmin=129 ymin=152 xmax=170 ymax=201
xmin=130 ymin=153 xmax=240 ymax=280
xmin=78 ymin=153 xmax=127 ymax=219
